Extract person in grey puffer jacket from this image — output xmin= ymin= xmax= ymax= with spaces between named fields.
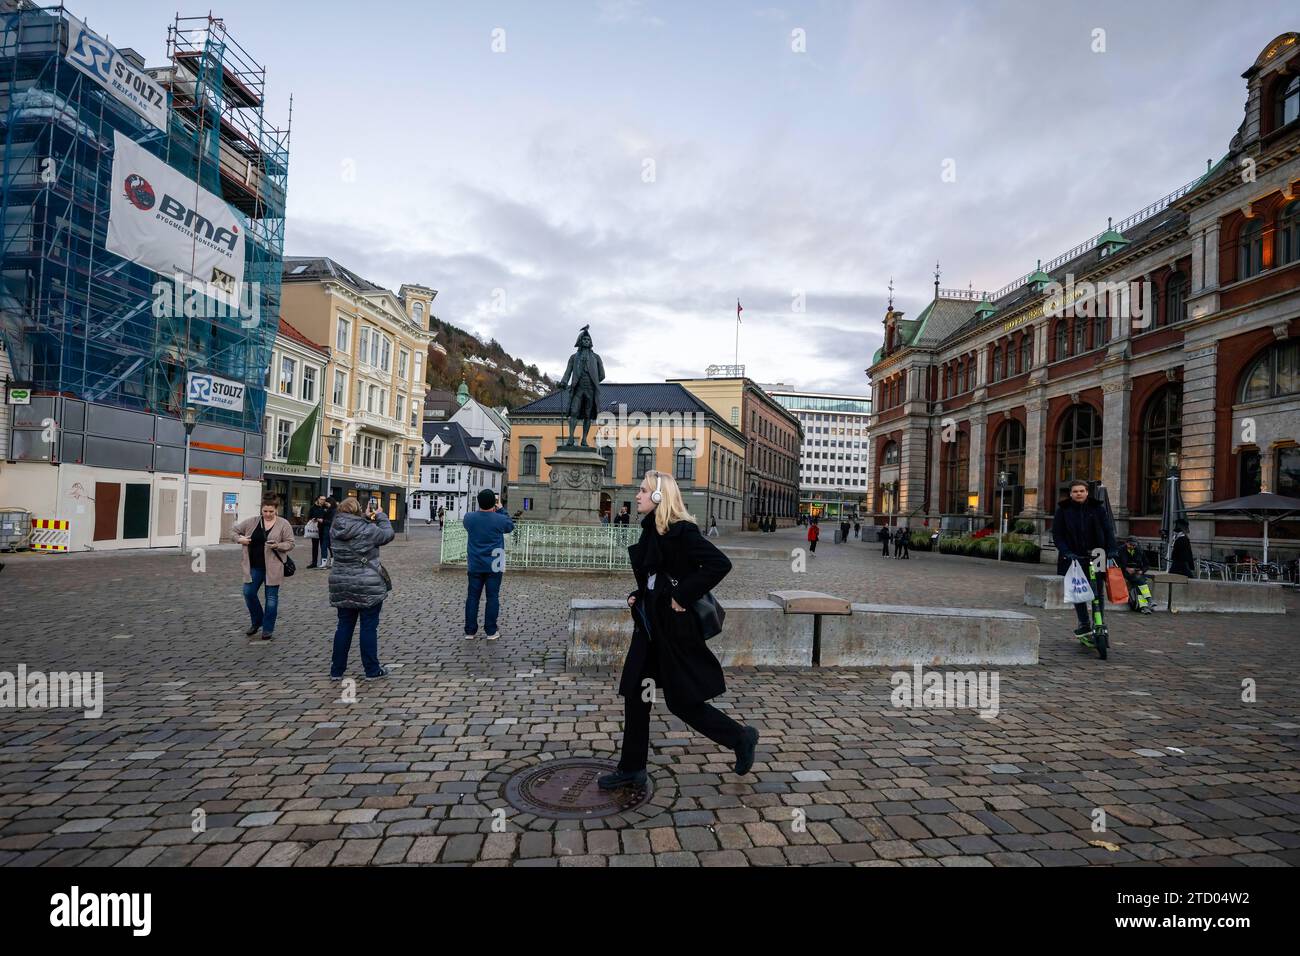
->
xmin=328 ymin=497 xmax=395 ymax=681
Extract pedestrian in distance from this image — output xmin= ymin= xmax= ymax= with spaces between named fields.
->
xmin=600 ymin=469 xmax=759 ymax=791
xmin=437 ymin=507 xmax=445 ymax=532
xmin=807 ymin=518 xmax=820 ymax=557
xmin=895 ymin=525 xmax=911 ymax=559
xmin=233 ymin=493 xmax=295 ymax=643
xmin=853 ymin=520 xmax=861 ymax=540
xmin=327 ymin=496 xmax=395 ymax=681
xmin=463 ymin=488 xmax=514 ymax=640
xmin=1051 ymin=479 xmax=1118 ymax=648
xmin=878 ymin=523 xmax=891 ymax=557
xmin=707 ymin=513 xmax=720 ymax=537
xmin=839 ymin=517 xmax=850 ymax=544
xmin=1118 ymin=535 xmax=1154 ymax=613
xmin=1169 ymin=519 xmax=1196 ymax=577
xmin=307 ymin=495 xmax=332 ymax=569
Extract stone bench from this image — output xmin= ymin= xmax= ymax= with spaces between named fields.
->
xmin=820 ymin=605 xmax=1039 ymax=666
xmin=1023 ymin=574 xmax=1286 ymax=614
xmin=567 ymin=590 xmax=1039 ymax=669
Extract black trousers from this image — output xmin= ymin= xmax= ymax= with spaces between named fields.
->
xmin=619 ymin=689 xmax=744 ymax=772
xmin=1073 ymin=565 xmax=1107 ymax=628
xmin=881 ymin=538 xmax=890 ymax=556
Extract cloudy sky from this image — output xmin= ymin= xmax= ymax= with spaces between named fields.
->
xmin=77 ymin=0 xmax=1296 ymax=394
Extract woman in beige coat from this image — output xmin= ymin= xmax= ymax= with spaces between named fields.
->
xmin=232 ymin=493 xmax=295 ymax=641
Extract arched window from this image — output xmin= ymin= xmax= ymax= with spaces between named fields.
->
xmin=413 ymin=301 xmax=425 ymax=326
xmin=1021 ymin=329 xmax=1033 ymax=371
xmin=994 ymin=420 xmax=1026 ymax=487
xmin=1164 ymin=272 xmax=1187 ymax=326
xmin=941 ymin=431 xmax=970 ymax=513
xmin=1142 ymin=385 xmax=1183 ymax=515
xmin=1239 ymin=219 xmax=1265 ymax=279
xmin=599 ymin=445 xmax=615 ymax=478
xmin=1239 ymin=339 xmax=1300 ymax=402
xmin=1279 ymin=74 xmax=1300 ymax=129
xmin=1054 ymin=320 xmax=1068 ymax=360
xmin=1277 ymin=201 xmax=1300 ymax=267
xmin=882 ymin=441 xmax=900 ymax=465
xmin=1072 ymin=318 xmax=1086 ymax=355
xmin=1056 ymin=404 xmax=1102 ymax=498
xmin=521 ymin=444 xmax=538 ymax=476
xmin=675 ymin=446 xmax=695 ymax=481
xmin=635 ymin=446 xmax=654 ymax=479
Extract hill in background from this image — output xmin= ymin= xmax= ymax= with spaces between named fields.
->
xmin=426 ymin=316 xmax=557 ymax=410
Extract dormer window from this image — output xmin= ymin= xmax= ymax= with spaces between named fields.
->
xmin=1279 ymin=75 xmax=1300 ymax=129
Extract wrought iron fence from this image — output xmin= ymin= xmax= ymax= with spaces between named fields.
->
xmin=439 ymin=520 xmax=642 ymax=571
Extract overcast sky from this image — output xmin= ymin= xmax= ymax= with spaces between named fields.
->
xmin=76 ymin=0 xmax=1296 ymax=395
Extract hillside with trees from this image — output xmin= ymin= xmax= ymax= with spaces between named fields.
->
xmin=425 ymin=316 xmax=557 ymax=410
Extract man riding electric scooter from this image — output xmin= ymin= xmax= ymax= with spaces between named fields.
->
xmin=1051 ymin=479 xmax=1119 ymax=659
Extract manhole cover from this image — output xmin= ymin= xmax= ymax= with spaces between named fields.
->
xmin=501 ymin=758 xmax=653 ymax=820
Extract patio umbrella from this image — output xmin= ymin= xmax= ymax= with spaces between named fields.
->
xmin=1160 ymin=470 xmax=1188 ymax=569
xmin=1187 ymin=492 xmax=1300 ymax=563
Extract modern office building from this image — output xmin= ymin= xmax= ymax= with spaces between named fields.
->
xmin=762 ymin=384 xmax=873 ymax=519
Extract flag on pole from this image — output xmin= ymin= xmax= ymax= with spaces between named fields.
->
xmin=737 ymin=299 xmax=743 ymax=323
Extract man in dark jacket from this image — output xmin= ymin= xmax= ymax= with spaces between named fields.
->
xmin=1118 ymin=536 xmax=1154 ymax=613
xmin=463 ymin=488 xmax=514 ymax=640
xmin=894 ymin=525 xmax=910 ymax=559
xmin=1052 ymin=480 xmax=1118 ymax=640
xmin=878 ymin=523 xmax=891 ymax=557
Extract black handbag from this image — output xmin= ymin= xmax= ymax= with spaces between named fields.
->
xmin=275 ymin=550 xmax=296 ymax=577
xmin=669 ymin=575 xmax=726 ymax=640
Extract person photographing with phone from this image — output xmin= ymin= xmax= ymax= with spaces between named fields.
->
xmin=463 ymin=488 xmax=514 ymax=640
xmin=327 ymin=496 xmax=395 ymax=680
xmin=599 ymin=470 xmax=759 ymax=791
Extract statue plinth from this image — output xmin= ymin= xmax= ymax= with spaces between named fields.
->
xmin=545 ymin=448 xmax=608 ymax=525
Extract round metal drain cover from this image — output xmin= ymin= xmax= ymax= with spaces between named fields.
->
xmin=501 ymin=758 xmax=653 ymax=820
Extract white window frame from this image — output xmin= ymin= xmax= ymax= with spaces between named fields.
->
xmin=279 ymin=356 xmax=296 ymax=395
xmin=399 ymin=349 xmax=410 ymax=379
xmin=336 ymin=317 xmax=351 ymax=353
xmin=301 ymin=365 xmax=317 ymax=403
xmin=380 ymin=336 xmax=392 ymax=373
xmin=333 ymin=370 xmax=347 ymax=408
xmin=358 ymin=326 xmax=371 ymax=366
xmin=276 ymin=418 xmax=293 ymax=460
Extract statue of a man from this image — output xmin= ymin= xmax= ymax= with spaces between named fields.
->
xmin=558 ymin=325 xmax=605 ymax=447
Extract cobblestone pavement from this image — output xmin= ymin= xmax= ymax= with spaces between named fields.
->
xmin=1 ymin=526 xmax=1297 ymax=867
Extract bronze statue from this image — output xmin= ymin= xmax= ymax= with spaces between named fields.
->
xmin=558 ymin=324 xmax=605 ymax=447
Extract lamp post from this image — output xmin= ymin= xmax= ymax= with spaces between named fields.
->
xmin=323 ymin=431 xmax=337 ymax=501
xmin=405 ymin=446 xmax=418 ymax=541
xmin=180 ymin=405 xmax=198 ymax=553
xmin=997 ymin=470 xmax=1008 ymax=562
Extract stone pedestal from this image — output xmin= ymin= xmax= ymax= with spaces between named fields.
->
xmin=546 ymin=447 xmax=608 ymax=525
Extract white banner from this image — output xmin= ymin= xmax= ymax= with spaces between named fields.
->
xmin=187 ymin=372 xmax=246 ymax=412
xmin=64 ymin=16 xmax=168 ymax=132
xmin=107 ymin=131 xmax=246 ymax=304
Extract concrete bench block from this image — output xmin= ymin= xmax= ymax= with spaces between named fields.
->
xmin=820 ymin=605 xmax=1039 ymax=667
xmin=1023 ymin=574 xmax=1285 ymax=614
xmin=566 ymin=599 xmax=814 ymax=669
xmin=766 ymin=590 xmax=852 ymax=615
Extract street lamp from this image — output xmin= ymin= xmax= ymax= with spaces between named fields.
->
xmin=996 ymin=470 xmax=1008 ymax=561
xmin=180 ymin=405 xmax=199 ymax=552
xmin=324 ymin=431 xmax=338 ymax=501
xmin=405 ymin=446 xmax=418 ymax=541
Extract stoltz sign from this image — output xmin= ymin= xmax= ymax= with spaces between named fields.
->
xmin=186 ymin=372 xmax=245 ymax=412
xmin=64 ymin=16 xmax=168 ymax=132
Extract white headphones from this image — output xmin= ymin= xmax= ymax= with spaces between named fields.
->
xmin=650 ymin=473 xmax=663 ymax=505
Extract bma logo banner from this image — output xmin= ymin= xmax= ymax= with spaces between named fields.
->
xmin=107 ymin=132 xmax=246 ymax=306
xmin=187 ymin=372 xmax=245 ymax=412
xmin=64 ymin=16 xmax=168 ymax=132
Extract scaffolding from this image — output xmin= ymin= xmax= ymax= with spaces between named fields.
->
xmin=0 ymin=2 xmax=289 ymax=434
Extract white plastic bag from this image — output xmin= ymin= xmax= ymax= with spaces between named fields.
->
xmin=1063 ymin=559 xmax=1094 ymax=605
xmin=304 ymin=519 xmax=319 ymax=539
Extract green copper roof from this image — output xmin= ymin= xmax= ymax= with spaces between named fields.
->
xmin=974 ymin=295 xmax=997 ymax=319
xmin=456 ymin=380 xmax=470 ymax=405
xmin=1097 ymin=217 xmax=1129 ymax=251
xmin=1026 ymin=259 xmax=1050 ymax=286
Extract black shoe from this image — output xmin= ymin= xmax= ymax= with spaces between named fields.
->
xmin=597 ymin=768 xmax=647 ymax=790
xmin=245 ymin=624 xmax=260 ymax=636
xmin=364 ymin=666 xmax=390 ymax=681
xmin=734 ymin=725 xmax=760 ymax=775
xmin=1072 ymin=624 xmax=1092 ymax=638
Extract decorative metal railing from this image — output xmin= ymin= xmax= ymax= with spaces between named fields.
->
xmin=439 ymin=520 xmax=642 ymax=571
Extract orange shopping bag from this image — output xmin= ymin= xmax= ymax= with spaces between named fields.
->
xmin=1105 ymin=564 xmax=1128 ymax=604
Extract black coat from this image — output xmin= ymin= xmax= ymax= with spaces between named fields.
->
xmin=618 ymin=514 xmax=732 ymax=706
xmin=1051 ymin=498 xmax=1116 ymax=574
xmin=1170 ymin=533 xmax=1195 ymax=577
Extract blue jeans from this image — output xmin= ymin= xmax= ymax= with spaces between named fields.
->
xmin=332 ymin=604 xmax=382 ymax=677
xmin=243 ymin=567 xmax=279 ymax=635
xmin=465 ymin=571 xmax=503 ymax=635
